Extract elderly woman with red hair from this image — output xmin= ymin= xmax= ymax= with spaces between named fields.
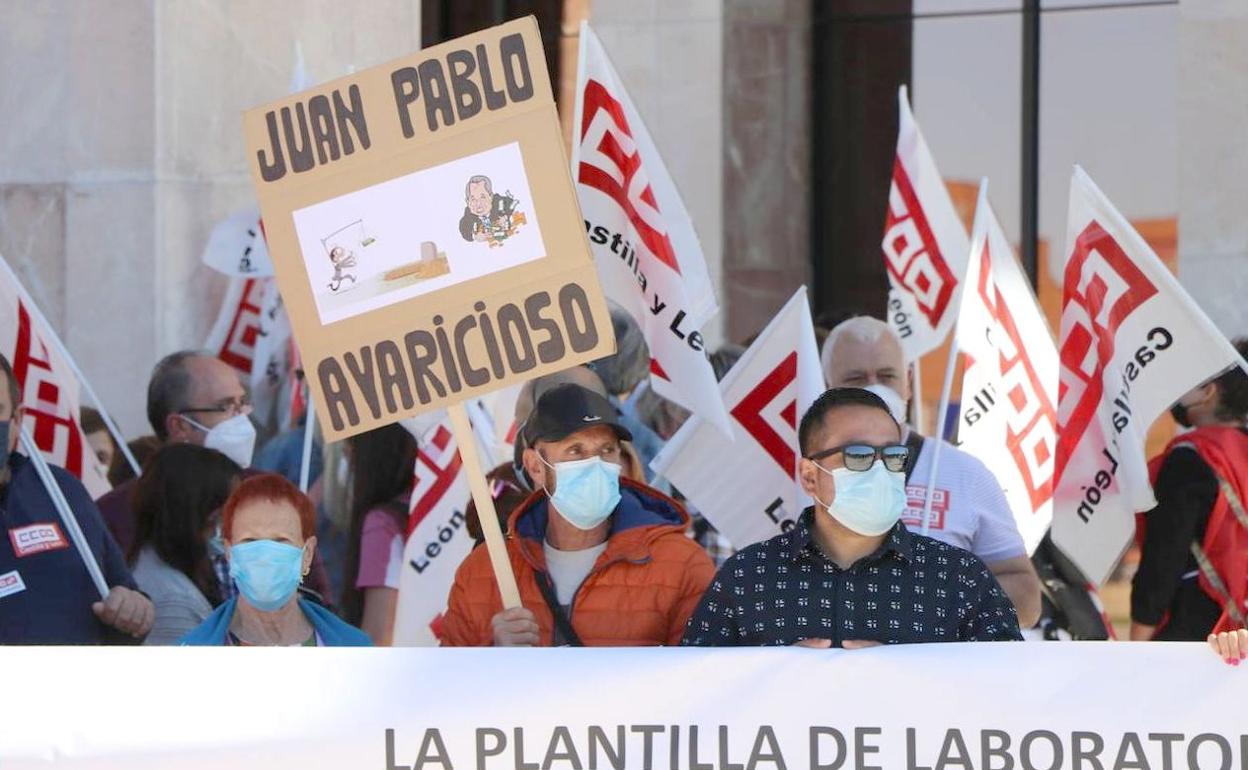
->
xmin=180 ymin=474 xmax=370 ymax=646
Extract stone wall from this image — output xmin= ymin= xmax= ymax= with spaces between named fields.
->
xmin=1178 ymin=0 xmax=1248 ymax=338
xmin=586 ymin=0 xmax=726 ymax=348
xmin=0 ymin=0 xmax=423 ymax=436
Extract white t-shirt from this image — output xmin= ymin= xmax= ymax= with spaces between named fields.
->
xmin=903 ymin=434 xmax=1027 ymax=565
xmin=543 ymin=542 xmax=608 ymax=607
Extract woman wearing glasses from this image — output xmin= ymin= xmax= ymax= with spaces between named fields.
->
xmin=682 ymin=387 xmax=1023 ymax=647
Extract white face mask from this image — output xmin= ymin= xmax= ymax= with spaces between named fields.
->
xmin=863 ymin=383 xmax=908 ymax=425
xmin=183 ymin=413 xmax=256 ymax=468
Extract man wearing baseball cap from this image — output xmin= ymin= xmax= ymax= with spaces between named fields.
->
xmin=441 ymin=383 xmax=714 ymax=646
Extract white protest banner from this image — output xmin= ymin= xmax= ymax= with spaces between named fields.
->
xmin=653 ymin=287 xmax=823 ymax=548
xmin=571 ymin=23 xmax=731 ymax=434
xmin=0 ymin=258 xmax=111 ymax=498
xmin=1 ymin=644 xmax=1243 ymax=768
xmin=955 ymin=185 xmax=1058 ymax=555
xmin=1053 ymin=167 xmax=1244 ymax=585
xmin=392 ymin=413 xmax=474 ymax=646
xmin=882 ymin=86 xmax=970 ymax=362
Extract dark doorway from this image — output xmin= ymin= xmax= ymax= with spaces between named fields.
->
xmin=809 ymin=0 xmax=914 ymax=324
xmin=422 ymin=0 xmax=564 ymax=95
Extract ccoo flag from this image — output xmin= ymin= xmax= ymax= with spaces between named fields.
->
xmin=0 ymin=254 xmax=111 ymax=498
xmin=955 ymin=182 xmax=1058 ymax=555
xmin=652 ymin=287 xmax=824 ymax=549
xmin=882 ymin=86 xmax=970 ymax=361
xmin=571 ymin=23 xmax=731 ymax=435
xmin=1053 ymin=167 xmax=1244 ymax=585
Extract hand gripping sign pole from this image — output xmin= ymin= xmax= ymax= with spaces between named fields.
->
xmin=0 ymin=255 xmax=141 ymax=478
xmin=917 ymin=179 xmax=983 ymax=536
xmin=448 ymin=402 xmax=522 ymax=608
xmin=19 ymin=425 xmax=109 ymax=599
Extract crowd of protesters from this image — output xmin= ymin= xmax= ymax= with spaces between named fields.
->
xmin=0 ymin=307 xmax=1244 ymax=664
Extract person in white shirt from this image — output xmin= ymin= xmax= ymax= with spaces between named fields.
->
xmin=821 ymin=316 xmax=1042 ymax=627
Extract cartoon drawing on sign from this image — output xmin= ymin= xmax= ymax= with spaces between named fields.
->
xmin=458 ymin=174 xmax=527 ymax=247
xmin=327 ymin=247 xmax=357 ymax=292
xmin=320 ymin=220 xmax=374 ymax=294
xmin=292 ymin=141 xmax=548 ymax=325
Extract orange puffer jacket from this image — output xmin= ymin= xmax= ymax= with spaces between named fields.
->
xmin=441 ymin=479 xmax=715 ymax=646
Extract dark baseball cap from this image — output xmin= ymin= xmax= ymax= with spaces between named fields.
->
xmin=525 ymin=383 xmax=632 ymax=445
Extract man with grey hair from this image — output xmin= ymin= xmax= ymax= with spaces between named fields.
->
xmin=821 ymin=315 xmax=1042 ymax=627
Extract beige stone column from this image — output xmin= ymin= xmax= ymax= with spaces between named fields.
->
xmin=1178 ymin=0 xmax=1248 ymax=338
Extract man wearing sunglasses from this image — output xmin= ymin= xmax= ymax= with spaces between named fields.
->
xmin=820 ymin=316 xmax=1042 ymax=628
xmin=682 ymin=387 xmax=1021 ymax=647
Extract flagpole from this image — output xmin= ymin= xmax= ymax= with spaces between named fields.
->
xmin=910 ymin=360 xmax=925 ymax=431
xmin=297 ymin=388 xmax=317 ymax=493
xmin=0 ymin=254 xmax=141 ymax=477
xmin=19 ymin=426 xmax=110 ymax=598
xmin=920 ymin=339 xmax=959 ymax=537
xmin=447 ymin=402 xmax=521 ymax=609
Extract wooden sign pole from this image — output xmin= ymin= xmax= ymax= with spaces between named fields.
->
xmin=446 ymin=402 xmax=522 ymax=609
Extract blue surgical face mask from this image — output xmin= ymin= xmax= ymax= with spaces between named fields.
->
xmin=541 ymin=455 xmax=622 ymax=531
xmin=228 ymin=540 xmax=305 ymax=612
xmin=812 ymin=461 xmax=907 ymax=537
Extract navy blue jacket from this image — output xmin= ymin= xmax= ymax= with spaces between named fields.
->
xmin=0 ymin=453 xmax=138 ymax=644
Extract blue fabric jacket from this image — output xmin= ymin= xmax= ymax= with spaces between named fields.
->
xmin=179 ymin=597 xmax=372 ymax=646
xmin=0 ymin=453 xmax=138 ymax=644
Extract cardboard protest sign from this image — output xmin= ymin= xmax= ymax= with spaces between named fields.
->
xmin=243 ymin=17 xmax=615 ymax=443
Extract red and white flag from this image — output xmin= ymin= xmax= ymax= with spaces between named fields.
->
xmin=955 ymin=183 xmax=1058 ymax=555
xmin=882 ymin=86 xmax=970 ymax=361
xmin=1053 ymin=167 xmax=1244 ymax=584
xmin=203 ymin=228 xmax=294 ymax=431
xmin=571 ymin=23 xmax=731 ymax=434
xmin=652 ymin=287 xmax=824 ymax=549
xmin=393 ymin=413 xmax=475 ymax=646
xmin=0 ymin=256 xmax=111 ymax=498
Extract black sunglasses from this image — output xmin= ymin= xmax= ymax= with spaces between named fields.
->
xmin=806 ymin=443 xmax=909 ymax=473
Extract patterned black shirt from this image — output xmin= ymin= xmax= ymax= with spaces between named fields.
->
xmin=681 ymin=509 xmax=1022 ymax=646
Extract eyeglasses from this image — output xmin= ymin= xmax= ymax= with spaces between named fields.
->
xmin=178 ymin=396 xmax=252 ymax=418
xmin=806 ymin=443 xmax=909 ymax=473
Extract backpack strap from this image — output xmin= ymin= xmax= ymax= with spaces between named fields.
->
xmin=534 ymin=572 xmax=584 ymax=647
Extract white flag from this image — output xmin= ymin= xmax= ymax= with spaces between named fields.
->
xmin=955 ymin=183 xmax=1058 ymax=555
xmin=200 ymin=207 xmax=273 ymax=278
xmin=0 ymin=256 xmax=111 ymax=497
xmin=1053 ymin=167 xmax=1243 ymax=585
xmin=652 ymin=287 xmax=824 ymax=549
xmin=571 ymin=23 xmax=731 ymax=434
xmin=392 ymin=413 xmax=475 ymax=646
xmin=882 ymin=86 xmax=970 ymax=361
